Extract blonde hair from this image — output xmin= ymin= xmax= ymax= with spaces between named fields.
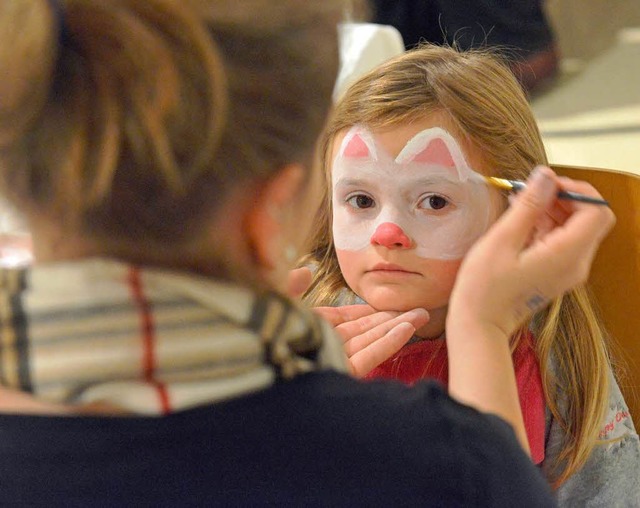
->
xmin=303 ymin=44 xmax=612 ymax=486
xmin=0 ymin=0 xmax=344 ymax=270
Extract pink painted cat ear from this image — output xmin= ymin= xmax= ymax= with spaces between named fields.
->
xmin=410 ymin=138 xmax=456 ymax=167
xmin=342 ymin=133 xmax=374 ymax=159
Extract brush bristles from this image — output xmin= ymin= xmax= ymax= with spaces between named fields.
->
xmin=484 ymin=176 xmax=514 ymax=191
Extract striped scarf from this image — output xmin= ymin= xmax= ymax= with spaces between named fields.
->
xmin=0 ymin=259 xmax=348 ymax=414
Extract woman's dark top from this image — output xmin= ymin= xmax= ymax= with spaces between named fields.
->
xmin=0 ymin=372 xmax=555 ymax=507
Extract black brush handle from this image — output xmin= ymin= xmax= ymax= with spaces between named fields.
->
xmin=509 ymin=180 xmax=609 ymax=206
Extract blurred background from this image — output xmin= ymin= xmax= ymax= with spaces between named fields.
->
xmin=546 ymin=0 xmax=640 ymax=62
xmin=534 ymin=0 xmax=640 ymax=174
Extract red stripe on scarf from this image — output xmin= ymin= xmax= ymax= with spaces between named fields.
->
xmin=128 ymin=267 xmax=171 ymax=414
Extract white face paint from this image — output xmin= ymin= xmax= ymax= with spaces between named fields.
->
xmin=331 ymin=125 xmax=491 ymax=260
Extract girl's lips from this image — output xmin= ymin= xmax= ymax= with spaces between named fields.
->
xmin=368 ymin=263 xmax=419 ymax=274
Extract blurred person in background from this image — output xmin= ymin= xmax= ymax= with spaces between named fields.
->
xmin=371 ymin=0 xmax=559 ymax=94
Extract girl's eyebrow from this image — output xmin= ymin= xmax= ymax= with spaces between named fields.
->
xmin=333 ymin=177 xmax=373 ymax=187
xmin=409 ymin=175 xmax=462 ymax=186
xmin=411 ymin=175 xmax=462 ymax=185
xmin=333 ymin=175 xmax=475 ymax=201
xmin=335 ymin=175 xmax=462 ymax=187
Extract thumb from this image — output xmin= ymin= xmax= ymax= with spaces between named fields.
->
xmin=488 ymin=166 xmax=559 ymax=250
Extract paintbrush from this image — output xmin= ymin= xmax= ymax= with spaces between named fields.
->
xmin=485 ymin=176 xmax=610 ymax=206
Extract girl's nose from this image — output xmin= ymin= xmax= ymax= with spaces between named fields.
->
xmin=370 ymin=222 xmax=412 ymax=249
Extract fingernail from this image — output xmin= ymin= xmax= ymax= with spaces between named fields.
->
xmin=528 ymin=165 xmax=556 ymax=201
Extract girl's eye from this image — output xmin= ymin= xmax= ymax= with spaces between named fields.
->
xmin=419 ymin=194 xmax=449 ymax=211
xmin=346 ymin=194 xmax=375 ymax=209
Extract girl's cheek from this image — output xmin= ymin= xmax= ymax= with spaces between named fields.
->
xmin=335 ymin=249 xmax=364 ymax=287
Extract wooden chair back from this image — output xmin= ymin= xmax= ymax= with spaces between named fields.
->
xmin=552 ymin=164 xmax=640 ymax=421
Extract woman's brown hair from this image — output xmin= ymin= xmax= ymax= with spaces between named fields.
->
xmin=0 ymin=0 xmax=345 ymax=265
xmin=303 ymin=44 xmax=612 ymax=486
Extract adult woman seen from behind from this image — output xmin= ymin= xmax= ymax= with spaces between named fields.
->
xmin=0 ymin=0 xmax=614 ymax=504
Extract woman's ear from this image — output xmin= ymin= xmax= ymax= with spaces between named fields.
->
xmin=245 ymin=164 xmax=304 ymax=274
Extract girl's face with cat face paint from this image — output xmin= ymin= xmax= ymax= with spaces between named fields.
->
xmin=331 ymin=115 xmax=503 ymax=336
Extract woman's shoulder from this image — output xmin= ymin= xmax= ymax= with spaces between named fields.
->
xmin=262 ymin=372 xmax=554 ymax=503
xmin=274 ymin=371 xmax=523 ymax=449
xmin=0 ymin=370 xmax=554 ymax=505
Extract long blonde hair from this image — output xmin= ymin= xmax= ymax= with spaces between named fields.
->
xmin=303 ymin=44 xmax=612 ymax=486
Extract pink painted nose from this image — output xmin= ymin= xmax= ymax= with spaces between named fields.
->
xmin=370 ymin=222 xmax=411 ymax=249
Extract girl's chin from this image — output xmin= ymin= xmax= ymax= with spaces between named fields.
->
xmin=359 ymin=292 xmax=441 ymax=313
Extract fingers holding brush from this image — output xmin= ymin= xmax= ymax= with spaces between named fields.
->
xmin=532 ymin=176 xmax=574 ymax=240
xmin=514 ymin=167 xmax=616 ymax=299
xmin=492 ymin=169 xmax=612 ymax=245
xmin=451 ymin=165 xmax=615 ymax=338
xmin=522 ymin=173 xmax=616 ymax=272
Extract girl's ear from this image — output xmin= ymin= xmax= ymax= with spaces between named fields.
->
xmin=244 ymin=164 xmax=304 ymax=274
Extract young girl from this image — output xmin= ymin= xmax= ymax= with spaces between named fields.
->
xmin=303 ymin=44 xmax=639 ymax=504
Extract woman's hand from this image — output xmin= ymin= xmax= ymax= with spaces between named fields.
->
xmin=446 ymin=165 xmax=615 ymax=454
xmin=449 ymin=165 xmax=616 ymax=339
xmin=314 ymin=304 xmax=429 ymax=377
